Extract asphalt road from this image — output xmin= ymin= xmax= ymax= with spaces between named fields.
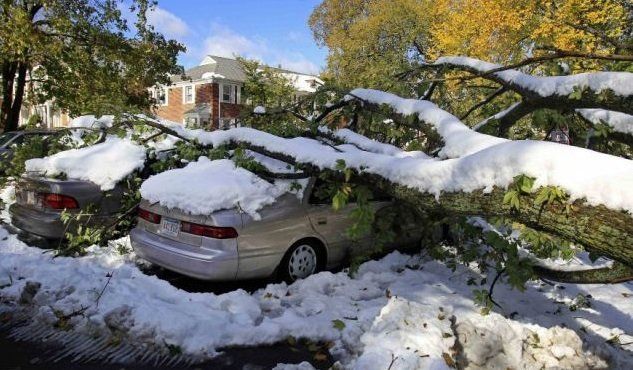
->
xmin=0 ymin=329 xmax=334 ymax=370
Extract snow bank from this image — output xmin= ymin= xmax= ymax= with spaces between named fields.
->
xmin=435 ymin=56 xmax=633 ymax=97
xmin=353 ymin=298 xmax=453 ymax=370
xmin=577 ymin=109 xmax=633 ymax=135
xmin=1 ymin=231 xmax=628 ymax=368
xmin=140 ymin=158 xmax=284 ymax=219
xmin=25 ymin=137 xmax=147 ymax=191
xmin=454 ymin=317 xmax=607 ymax=369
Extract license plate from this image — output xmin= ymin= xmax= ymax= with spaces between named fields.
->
xmin=25 ymin=191 xmax=37 ymax=205
xmin=160 ymin=218 xmax=181 ymax=237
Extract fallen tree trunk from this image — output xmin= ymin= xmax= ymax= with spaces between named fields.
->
xmin=373 ymin=178 xmax=633 ymax=269
xmin=139 ymin=114 xmax=633 ymax=279
xmin=220 ymin=134 xmax=633 ymax=271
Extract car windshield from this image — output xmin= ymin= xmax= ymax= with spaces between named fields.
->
xmin=0 ymin=132 xmax=18 ymax=147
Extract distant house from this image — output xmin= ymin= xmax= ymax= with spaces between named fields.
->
xmin=18 ymin=99 xmax=71 ymax=129
xmin=152 ymin=55 xmax=322 ymax=129
xmin=11 ymin=55 xmax=321 ymax=130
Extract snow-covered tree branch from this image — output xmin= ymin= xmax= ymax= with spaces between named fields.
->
xmin=423 ymin=56 xmax=633 ymax=137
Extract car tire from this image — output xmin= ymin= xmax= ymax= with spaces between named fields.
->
xmin=279 ymin=240 xmax=323 ymax=283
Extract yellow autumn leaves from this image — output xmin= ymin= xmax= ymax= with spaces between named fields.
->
xmin=309 ymin=0 xmax=630 ymax=89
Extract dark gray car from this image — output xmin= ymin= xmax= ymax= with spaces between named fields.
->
xmin=9 ymin=174 xmax=124 ymax=239
xmin=0 ymin=130 xmax=55 ymax=164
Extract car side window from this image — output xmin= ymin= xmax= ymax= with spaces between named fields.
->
xmin=309 ymin=178 xmax=393 ymax=205
xmin=309 ymin=178 xmax=334 ymax=205
xmin=309 ymin=178 xmax=375 ymax=205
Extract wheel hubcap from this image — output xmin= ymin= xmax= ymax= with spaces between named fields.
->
xmin=288 ymin=244 xmax=317 ymax=280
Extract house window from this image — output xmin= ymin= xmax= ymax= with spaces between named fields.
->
xmin=183 ymin=85 xmax=195 ymax=104
xmin=221 ymin=84 xmax=240 ymax=104
xmin=154 ymin=86 xmax=167 ymax=106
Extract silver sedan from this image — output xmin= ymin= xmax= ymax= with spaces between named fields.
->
xmin=131 ymin=178 xmax=421 ymax=282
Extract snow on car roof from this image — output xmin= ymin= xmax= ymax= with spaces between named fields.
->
xmin=140 ymin=158 xmax=287 ymax=219
xmin=25 ymin=137 xmax=147 ymax=191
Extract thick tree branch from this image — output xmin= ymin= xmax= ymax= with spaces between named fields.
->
xmin=533 ymin=262 xmax=633 ymax=284
xmin=496 ymin=102 xmax=540 ymax=137
xmin=314 ymin=99 xmax=351 ymax=123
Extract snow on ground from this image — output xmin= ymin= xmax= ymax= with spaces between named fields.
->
xmin=140 ymin=158 xmax=285 ymax=219
xmin=0 ymin=227 xmax=631 ymax=369
xmin=24 ymin=137 xmax=147 ymax=191
xmin=434 ymin=56 xmax=633 ymax=97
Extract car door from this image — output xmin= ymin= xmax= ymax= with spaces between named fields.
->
xmin=305 ymin=178 xmax=356 ymax=261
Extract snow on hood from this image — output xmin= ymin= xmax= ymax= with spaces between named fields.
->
xmin=139 ymin=158 xmax=284 ymax=219
xmin=25 ymin=137 xmax=147 ymax=191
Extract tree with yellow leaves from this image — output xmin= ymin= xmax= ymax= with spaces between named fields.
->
xmin=310 ymin=0 xmax=631 ymax=89
xmin=310 ymin=0 xmax=632 ymax=153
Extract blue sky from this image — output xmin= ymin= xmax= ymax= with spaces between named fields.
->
xmin=146 ymin=0 xmax=327 ymax=74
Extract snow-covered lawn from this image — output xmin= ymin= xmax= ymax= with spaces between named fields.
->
xmin=0 ymin=226 xmax=631 ymax=369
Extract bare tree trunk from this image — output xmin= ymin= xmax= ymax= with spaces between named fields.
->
xmin=0 ymin=61 xmax=27 ymax=132
xmin=0 ymin=61 xmax=17 ymax=131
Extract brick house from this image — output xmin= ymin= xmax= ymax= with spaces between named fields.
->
xmin=152 ymin=55 xmax=322 ymax=130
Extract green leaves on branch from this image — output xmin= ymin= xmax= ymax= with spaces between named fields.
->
xmin=503 ymin=174 xmax=535 ymax=211
xmin=534 ymin=185 xmax=572 ymax=214
xmin=503 ymin=174 xmax=572 ymax=215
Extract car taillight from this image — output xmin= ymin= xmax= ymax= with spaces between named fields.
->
xmin=180 ymin=221 xmax=238 ymax=239
xmin=39 ymin=193 xmax=79 ymax=209
xmin=138 ymin=208 xmax=162 ymax=224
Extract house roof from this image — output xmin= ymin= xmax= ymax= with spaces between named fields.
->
xmin=172 ymin=55 xmax=247 ymax=83
xmin=171 ymin=55 xmax=322 ymax=92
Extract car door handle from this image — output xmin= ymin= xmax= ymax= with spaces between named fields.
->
xmin=317 ymin=218 xmax=327 ymax=225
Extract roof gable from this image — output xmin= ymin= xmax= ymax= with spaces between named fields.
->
xmin=170 ymin=55 xmax=321 ymax=90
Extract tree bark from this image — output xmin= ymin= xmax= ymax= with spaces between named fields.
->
xmin=0 ymin=61 xmax=28 ymax=132
xmin=533 ymin=262 xmax=633 ymax=284
xmin=372 ymin=179 xmax=633 ymax=269
xmin=0 ymin=61 xmax=17 ymax=131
